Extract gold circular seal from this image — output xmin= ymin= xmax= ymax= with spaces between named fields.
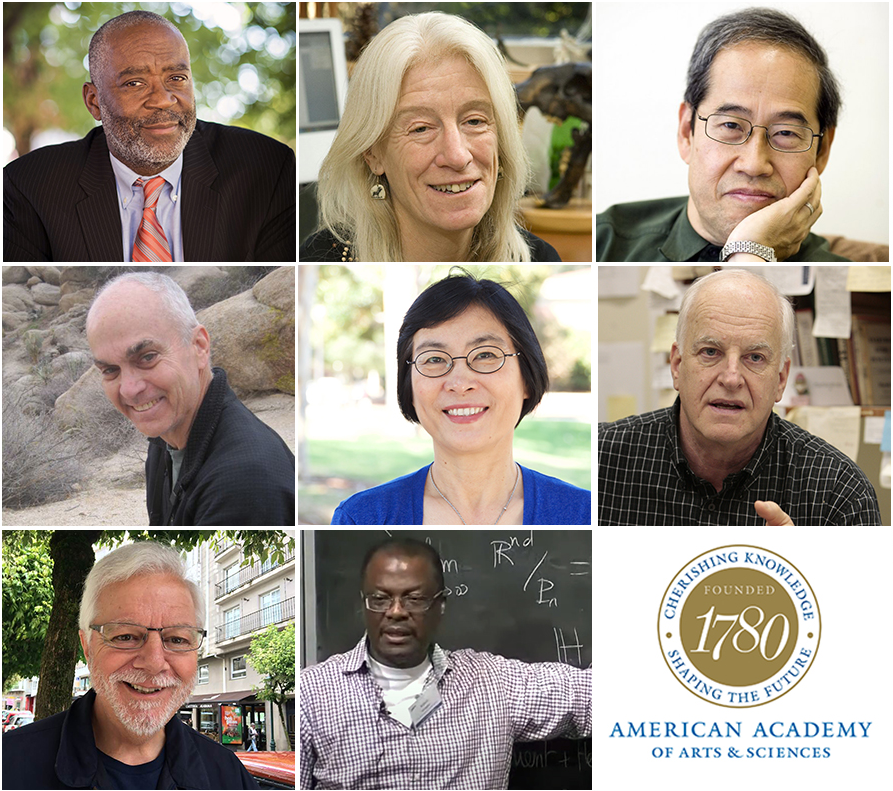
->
xmin=658 ymin=545 xmax=820 ymax=708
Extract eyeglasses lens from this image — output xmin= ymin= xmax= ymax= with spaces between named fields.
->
xmin=101 ymin=623 xmax=203 ymax=651
xmin=706 ymin=114 xmax=813 ymax=152
xmin=366 ymin=596 xmax=431 ymax=613
xmin=416 ymin=346 xmax=505 ymax=377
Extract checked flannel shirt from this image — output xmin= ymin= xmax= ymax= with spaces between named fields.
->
xmin=300 ymin=636 xmax=591 ymax=789
xmin=598 ymin=398 xmax=882 ymax=525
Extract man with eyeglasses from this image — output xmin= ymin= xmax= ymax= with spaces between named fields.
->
xmin=597 ymin=8 xmax=851 ymax=262
xmin=2 ymin=541 xmax=257 ymax=789
xmin=300 ymin=538 xmax=591 ymax=789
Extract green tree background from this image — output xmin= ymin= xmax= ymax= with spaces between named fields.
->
xmin=2 ymin=529 xmax=295 ymax=720
xmin=247 ymin=622 xmax=295 ymax=750
xmin=3 ymin=1 xmax=295 ymax=157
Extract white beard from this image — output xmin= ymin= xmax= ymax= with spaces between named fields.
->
xmin=90 ymin=664 xmax=197 ymax=738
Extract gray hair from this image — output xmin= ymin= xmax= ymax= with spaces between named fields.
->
xmin=79 ymin=541 xmax=205 ymax=634
xmin=675 ymin=269 xmax=794 ymax=372
xmin=684 ymin=8 xmax=841 ymax=152
xmin=88 ymin=271 xmax=200 ymax=347
xmin=89 ymin=11 xmax=185 ymax=93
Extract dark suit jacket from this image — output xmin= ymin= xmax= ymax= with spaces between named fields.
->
xmin=3 ymin=120 xmax=295 ymax=261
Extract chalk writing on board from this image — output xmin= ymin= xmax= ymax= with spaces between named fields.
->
xmin=523 ymin=551 xmax=548 ymax=591
xmin=487 ymin=531 xmax=591 ymax=615
xmin=412 ymin=531 xmax=589 ymax=667
xmin=537 ymin=572 xmax=557 ymax=607
xmin=512 ymin=738 xmax=592 ymax=770
xmin=570 ymin=561 xmax=591 ymax=576
xmin=554 ymin=627 xmax=584 ymax=665
xmin=441 ymin=556 xmax=458 ymax=574
xmin=426 ymin=537 xmax=469 ymax=598
xmin=490 ymin=530 xmax=535 ymax=567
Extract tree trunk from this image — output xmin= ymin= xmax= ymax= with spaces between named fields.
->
xmin=34 ymin=531 xmax=101 ymax=720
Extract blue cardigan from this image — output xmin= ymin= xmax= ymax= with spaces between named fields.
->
xmin=331 ymin=463 xmax=591 ymax=525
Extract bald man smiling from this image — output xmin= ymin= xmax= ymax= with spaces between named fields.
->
xmin=86 ymin=271 xmax=294 ymax=525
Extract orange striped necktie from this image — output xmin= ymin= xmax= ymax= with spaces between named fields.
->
xmin=132 ymin=176 xmax=172 ymax=262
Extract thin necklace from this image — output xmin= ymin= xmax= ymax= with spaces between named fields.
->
xmin=429 ymin=463 xmax=520 ymax=525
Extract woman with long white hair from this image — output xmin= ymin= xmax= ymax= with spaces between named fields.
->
xmin=300 ymin=12 xmax=561 ymax=262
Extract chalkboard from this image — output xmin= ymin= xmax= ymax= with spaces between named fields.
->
xmin=311 ymin=529 xmax=592 ymax=789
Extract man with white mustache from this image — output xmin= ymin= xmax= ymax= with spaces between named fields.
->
xmin=2 ymin=541 xmax=257 ymax=789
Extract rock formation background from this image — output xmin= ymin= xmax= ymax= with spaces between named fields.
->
xmin=2 ymin=265 xmax=295 ymax=526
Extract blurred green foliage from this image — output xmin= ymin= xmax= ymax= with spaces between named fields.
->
xmin=3 ymin=2 xmax=295 ymax=156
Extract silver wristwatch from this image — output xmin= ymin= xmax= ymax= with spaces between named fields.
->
xmin=720 ymin=241 xmax=777 ymax=262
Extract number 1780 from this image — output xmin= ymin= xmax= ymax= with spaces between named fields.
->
xmin=689 ymin=605 xmax=790 ymax=661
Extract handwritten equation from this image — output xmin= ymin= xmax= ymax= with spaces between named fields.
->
xmin=490 ymin=531 xmax=589 ymax=665
xmin=512 ymin=738 xmax=592 ymax=771
xmin=490 ymin=530 xmax=590 ymax=606
xmin=419 ymin=531 xmax=591 ymax=665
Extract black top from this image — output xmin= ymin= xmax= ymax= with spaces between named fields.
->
xmin=1 ymin=689 xmax=257 ymax=789
xmin=146 ymin=367 xmax=295 ymax=525
xmin=98 ymin=748 xmax=165 ymax=789
xmin=299 ymin=227 xmax=562 ymax=261
xmin=598 ymin=398 xmax=881 ymax=525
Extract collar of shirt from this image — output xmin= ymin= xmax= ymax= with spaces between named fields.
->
xmin=367 ymin=651 xmax=431 ymax=686
xmin=109 ymin=150 xmax=183 ymax=211
xmin=659 ymin=202 xmax=724 ymax=262
xmin=667 ymin=396 xmax=778 ymax=491
xmin=343 ymin=634 xmax=452 ymax=683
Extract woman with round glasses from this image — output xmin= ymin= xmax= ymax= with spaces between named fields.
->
xmin=332 ymin=271 xmax=590 ymax=525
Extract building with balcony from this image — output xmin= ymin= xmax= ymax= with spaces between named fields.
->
xmin=180 ymin=534 xmax=295 ymax=753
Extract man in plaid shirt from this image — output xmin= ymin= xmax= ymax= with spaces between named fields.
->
xmin=599 ymin=268 xmax=881 ymax=525
xmin=300 ymin=538 xmax=591 ymax=789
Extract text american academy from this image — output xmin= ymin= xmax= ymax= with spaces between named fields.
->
xmin=610 ymin=722 xmax=872 ymax=738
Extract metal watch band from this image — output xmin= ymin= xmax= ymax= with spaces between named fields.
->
xmin=720 ymin=241 xmax=778 ymax=262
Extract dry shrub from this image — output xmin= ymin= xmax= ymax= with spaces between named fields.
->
xmin=2 ymin=392 xmax=86 ymax=509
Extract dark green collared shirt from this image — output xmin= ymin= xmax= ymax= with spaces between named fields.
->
xmin=596 ymin=196 xmax=851 ymax=262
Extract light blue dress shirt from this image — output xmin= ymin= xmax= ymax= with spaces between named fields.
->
xmin=109 ymin=151 xmax=184 ymax=262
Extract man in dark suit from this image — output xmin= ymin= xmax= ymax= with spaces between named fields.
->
xmin=3 ymin=10 xmax=295 ymax=262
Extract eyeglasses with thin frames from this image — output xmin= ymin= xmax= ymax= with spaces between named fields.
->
xmin=407 ymin=346 xmax=521 ymax=378
xmin=697 ymin=113 xmax=823 ymax=153
xmin=90 ymin=622 xmax=206 ymax=652
xmin=362 ymin=590 xmax=447 ymax=613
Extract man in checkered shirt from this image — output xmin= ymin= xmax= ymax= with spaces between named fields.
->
xmin=599 ymin=268 xmax=882 ymax=526
xmin=299 ymin=538 xmax=591 ymax=789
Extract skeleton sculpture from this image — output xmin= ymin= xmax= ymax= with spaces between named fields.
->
xmin=516 ymin=62 xmax=592 ymax=209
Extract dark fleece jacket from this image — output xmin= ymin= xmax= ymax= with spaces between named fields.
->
xmin=146 ymin=367 xmax=294 ymax=525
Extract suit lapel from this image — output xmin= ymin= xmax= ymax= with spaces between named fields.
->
xmin=76 ymin=128 xmax=125 ymax=262
xmin=181 ymin=123 xmax=219 ymax=261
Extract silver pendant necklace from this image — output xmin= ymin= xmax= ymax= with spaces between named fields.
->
xmin=429 ymin=463 xmax=520 ymax=525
